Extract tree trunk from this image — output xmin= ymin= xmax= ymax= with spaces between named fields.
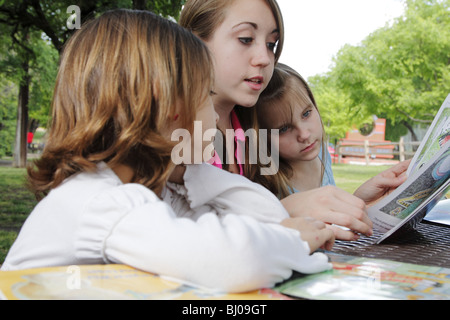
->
xmin=132 ymin=0 xmax=147 ymax=10
xmin=13 ymin=60 xmax=29 ymax=168
xmin=402 ymin=121 xmax=419 ymax=152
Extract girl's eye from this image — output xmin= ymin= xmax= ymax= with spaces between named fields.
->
xmin=279 ymin=125 xmax=290 ymax=134
xmin=302 ymin=110 xmax=312 ymax=119
xmin=239 ymin=37 xmax=253 ymax=45
xmin=267 ymin=41 xmax=278 ymax=53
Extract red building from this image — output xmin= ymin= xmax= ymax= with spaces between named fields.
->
xmin=338 ymin=118 xmax=396 ymax=164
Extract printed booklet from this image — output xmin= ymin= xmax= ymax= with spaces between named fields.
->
xmin=275 ymin=253 xmax=450 ymax=300
xmin=368 ymin=94 xmax=450 ymax=244
xmin=0 ymin=264 xmax=288 ymax=300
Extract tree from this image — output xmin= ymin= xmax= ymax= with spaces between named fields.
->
xmin=0 ymin=0 xmax=186 ymax=166
xmin=311 ymin=0 xmax=450 ymax=142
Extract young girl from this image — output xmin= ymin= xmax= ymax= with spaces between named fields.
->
xmin=1 ymin=10 xmax=335 ymax=293
xmin=255 ymin=63 xmax=411 ymax=238
xmin=255 ymin=63 xmax=336 ymax=198
xmin=180 ymin=0 xmax=375 ymax=241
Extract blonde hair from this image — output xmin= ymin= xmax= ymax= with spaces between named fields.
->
xmin=28 ymin=9 xmax=214 ymax=199
xmin=255 ymin=63 xmax=327 ymax=198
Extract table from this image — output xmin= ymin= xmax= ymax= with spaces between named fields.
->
xmin=331 ymin=221 xmax=450 ymax=268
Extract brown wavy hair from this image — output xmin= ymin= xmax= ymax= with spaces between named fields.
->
xmin=28 ymin=9 xmax=214 ymax=199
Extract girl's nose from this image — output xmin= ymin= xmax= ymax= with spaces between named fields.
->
xmin=296 ymin=127 xmax=311 ymax=142
xmin=251 ymin=43 xmax=271 ymax=68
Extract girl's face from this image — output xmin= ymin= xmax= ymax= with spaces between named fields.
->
xmin=195 ymin=94 xmax=219 ymax=162
xmin=163 ymin=93 xmax=218 ymax=165
xmin=267 ymin=85 xmax=323 ymax=164
xmin=205 ymin=0 xmax=279 ymax=109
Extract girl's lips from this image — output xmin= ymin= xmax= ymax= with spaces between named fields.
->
xmin=301 ymin=141 xmax=317 ymax=153
xmin=245 ymin=76 xmax=264 ymax=91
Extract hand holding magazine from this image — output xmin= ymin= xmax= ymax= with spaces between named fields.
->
xmin=368 ymin=94 xmax=450 ymax=244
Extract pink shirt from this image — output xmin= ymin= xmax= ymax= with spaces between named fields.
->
xmin=210 ymin=110 xmax=245 ymax=176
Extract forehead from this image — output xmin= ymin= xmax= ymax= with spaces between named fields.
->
xmin=223 ymin=0 xmax=278 ymax=33
xmin=260 ymin=79 xmax=313 ymax=125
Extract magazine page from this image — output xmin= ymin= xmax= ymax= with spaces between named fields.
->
xmin=0 ymin=264 xmax=287 ymax=300
xmin=423 ymin=199 xmax=450 ymax=226
xmin=407 ymin=94 xmax=450 ymax=176
xmin=275 ymin=253 xmax=450 ymax=300
xmin=368 ymin=142 xmax=450 ymax=240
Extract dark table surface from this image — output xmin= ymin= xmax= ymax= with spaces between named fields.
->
xmin=331 ymin=221 xmax=450 ymax=268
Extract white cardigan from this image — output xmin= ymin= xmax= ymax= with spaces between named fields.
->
xmin=1 ymin=163 xmax=330 ymax=292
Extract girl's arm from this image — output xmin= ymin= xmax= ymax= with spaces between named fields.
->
xmin=76 ymin=183 xmax=331 ymax=293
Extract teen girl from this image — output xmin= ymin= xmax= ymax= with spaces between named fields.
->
xmin=180 ymin=0 xmax=377 ymax=241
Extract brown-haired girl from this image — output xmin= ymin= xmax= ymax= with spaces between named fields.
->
xmin=180 ymin=0 xmax=375 ymax=241
xmin=2 ymin=9 xmax=335 ymax=293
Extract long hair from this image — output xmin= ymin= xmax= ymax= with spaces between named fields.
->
xmin=179 ymin=0 xmax=285 ymax=178
xmin=254 ymin=63 xmax=327 ymax=198
xmin=28 ymin=9 xmax=214 ymax=199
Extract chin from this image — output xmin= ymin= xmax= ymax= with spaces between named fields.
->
xmin=239 ymin=99 xmax=259 ymax=108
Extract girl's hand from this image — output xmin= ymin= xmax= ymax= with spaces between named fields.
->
xmin=281 ymin=217 xmax=335 ymax=253
xmin=354 ymin=160 xmax=411 ymax=206
xmin=281 ymin=186 xmax=373 ymax=241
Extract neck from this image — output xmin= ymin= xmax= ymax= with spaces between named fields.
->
xmin=288 ymin=158 xmax=322 ymax=192
xmin=213 ymin=96 xmax=235 ymax=132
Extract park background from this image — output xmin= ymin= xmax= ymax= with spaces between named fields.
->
xmin=0 ymin=0 xmax=449 ymax=264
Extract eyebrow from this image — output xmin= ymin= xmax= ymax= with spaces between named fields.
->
xmin=232 ymin=22 xmax=279 ymax=35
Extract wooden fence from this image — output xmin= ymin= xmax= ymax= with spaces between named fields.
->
xmin=335 ymin=137 xmax=421 ymax=165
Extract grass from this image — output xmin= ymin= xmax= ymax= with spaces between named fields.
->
xmin=332 ymin=163 xmax=392 ymax=194
xmin=0 ymin=166 xmax=37 ymax=265
xmin=0 ymin=163 xmax=393 ymax=266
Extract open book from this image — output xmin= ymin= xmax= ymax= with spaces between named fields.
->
xmin=368 ymin=94 xmax=450 ymax=244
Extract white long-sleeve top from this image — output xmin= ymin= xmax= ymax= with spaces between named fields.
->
xmin=1 ymin=163 xmax=331 ymax=292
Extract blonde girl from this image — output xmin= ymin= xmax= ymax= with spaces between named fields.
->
xmin=255 ymin=64 xmax=411 ymax=240
xmin=2 ymin=9 xmax=335 ymax=293
xmin=255 ymin=63 xmax=335 ymax=198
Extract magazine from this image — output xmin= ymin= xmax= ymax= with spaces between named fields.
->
xmin=0 ymin=264 xmax=288 ymax=300
xmin=423 ymin=199 xmax=450 ymax=226
xmin=368 ymin=94 xmax=450 ymax=244
xmin=275 ymin=253 xmax=450 ymax=300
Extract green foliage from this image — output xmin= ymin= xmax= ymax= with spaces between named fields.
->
xmin=28 ymin=36 xmax=59 ymax=127
xmin=0 ymin=79 xmax=17 ymax=157
xmin=147 ymin=0 xmax=186 ymax=20
xmin=310 ymin=0 xmax=450 ymax=141
xmin=0 ymin=0 xmax=187 ymax=158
